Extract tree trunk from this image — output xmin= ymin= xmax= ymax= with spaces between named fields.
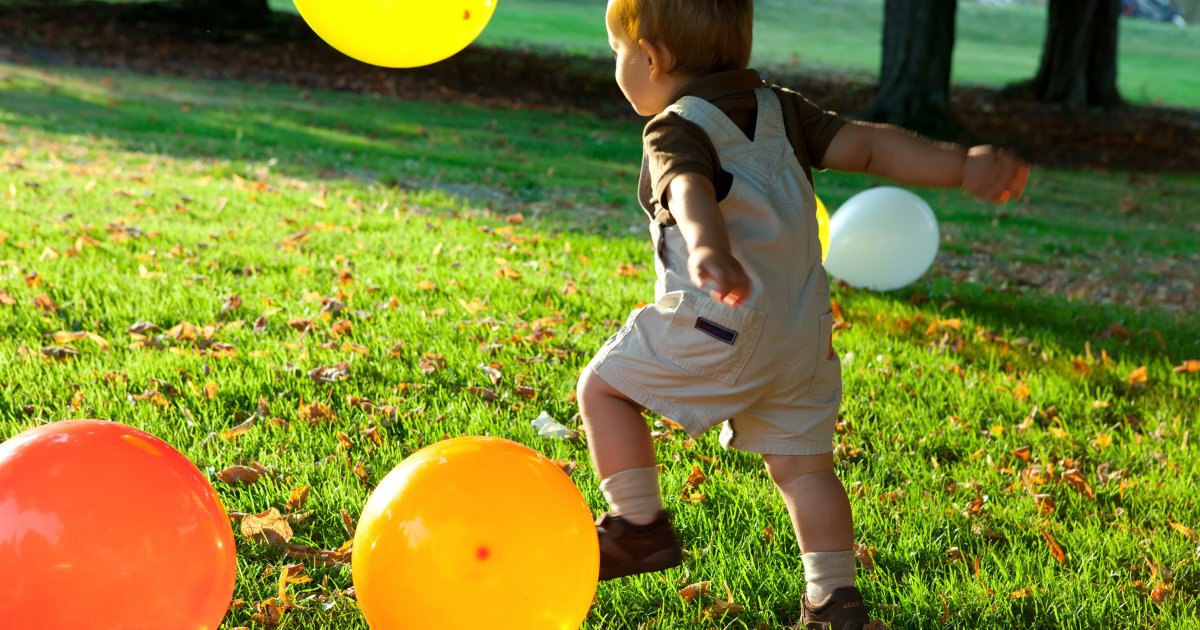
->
xmin=1026 ymin=0 xmax=1122 ymax=108
xmin=857 ymin=0 xmax=965 ymax=141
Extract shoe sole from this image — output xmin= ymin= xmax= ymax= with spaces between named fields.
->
xmin=599 ymin=547 xmax=683 ymax=581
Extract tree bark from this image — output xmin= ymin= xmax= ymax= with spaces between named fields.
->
xmin=1025 ymin=0 xmax=1122 ymax=108
xmin=857 ymin=0 xmax=965 ymax=141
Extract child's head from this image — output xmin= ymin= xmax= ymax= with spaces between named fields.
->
xmin=608 ymin=0 xmax=753 ymax=76
xmin=605 ymin=0 xmax=753 ymax=115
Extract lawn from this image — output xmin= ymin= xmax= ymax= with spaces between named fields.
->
xmin=1 ymin=57 xmax=1199 ymax=630
xmin=264 ymin=0 xmax=1200 ymax=109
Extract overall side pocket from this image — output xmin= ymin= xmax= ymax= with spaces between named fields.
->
xmin=807 ymin=310 xmax=842 ymax=397
xmin=657 ymin=291 xmax=766 ymax=386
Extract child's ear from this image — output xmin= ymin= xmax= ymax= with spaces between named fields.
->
xmin=639 ymin=38 xmax=675 ymax=80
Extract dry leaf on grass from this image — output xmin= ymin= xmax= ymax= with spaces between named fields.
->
xmin=241 ymin=508 xmax=294 ymax=546
xmin=217 ymin=465 xmax=261 ymax=485
xmin=1041 ymin=529 xmax=1066 ymax=564
xmin=285 ymin=487 xmax=310 ymax=512
xmin=679 ymin=580 xmax=711 ymax=602
xmin=1173 ymin=360 xmax=1200 ymax=373
xmin=308 ymin=362 xmax=350 ymax=383
xmin=1127 ymin=365 xmax=1149 ymax=385
xmin=1061 ymin=468 xmax=1095 ymax=499
xmin=41 ymin=346 xmax=78 ymax=361
xmin=1169 ymin=521 xmax=1199 ymax=542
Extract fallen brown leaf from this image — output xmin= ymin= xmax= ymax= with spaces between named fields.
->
xmin=1127 ymin=365 xmax=1149 ymax=385
xmin=297 ymin=400 xmax=336 ymax=422
xmin=41 ymin=346 xmax=78 ymax=361
xmin=285 ymin=487 xmax=310 ymax=512
xmin=1150 ymin=581 xmax=1173 ymax=604
xmin=308 ymin=362 xmax=350 ymax=383
xmin=419 ymin=353 xmax=445 ymax=374
xmin=1169 ymin=521 xmax=1199 ymax=542
xmin=127 ymin=321 xmax=160 ymax=335
xmin=1173 ymin=360 xmax=1200 ymax=373
xmin=283 ymin=540 xmax=353 ymax=567
xmin=466 ymin=386 xmax=497 ymax=402
xmin=277 ymin=563 xmax=312 ymax=607
xmin=33 ymin=294 xmax=59 ymax=313
xmin=1061 ymin=468 xmax=1095 ymax=499
xmin=854 ymin=543 xmax=876 ymax=572
xmin=1041 ymin=529 xmax=1066 ymax=564
xmin=241 ymin=508 xmax=294 ymax=546
xmin=217 ymin=465 xmax=261 ymax=485
xmin=220 ymin=415 xmax=257 ymax=440
xmin=249 ymin=598 xmax=286 ymax=627
xmin=679 ymin=580 xmax=711 ymax=602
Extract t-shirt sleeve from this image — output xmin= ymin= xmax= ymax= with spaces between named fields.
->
xmin=641 ymin=113 xmax=720 ymax=215
xmin=778 ymin=86 xmax=846 ymax=171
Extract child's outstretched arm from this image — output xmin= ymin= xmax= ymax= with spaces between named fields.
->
xmin=821 ymin=121 xmax=1029 ymax=203
xmin=665 ymin=173 xmax=751 ymax=305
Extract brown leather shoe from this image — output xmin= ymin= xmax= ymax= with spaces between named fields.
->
xmin=799 ymin=586 xmax=887 ymax=630
xmin=596 ymin=511 xmax=683 ymax=580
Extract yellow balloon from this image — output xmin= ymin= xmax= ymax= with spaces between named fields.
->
xmin=293 ymin=0 xmax=499 ymax=68
xmin=816 ymin=194 xmax=830 ymax=263
xmin=352 ymin=436 xmax=599 ymax=630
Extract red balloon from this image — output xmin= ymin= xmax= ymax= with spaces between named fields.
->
xmin=0 ymin=420 xmax=237 ymax=630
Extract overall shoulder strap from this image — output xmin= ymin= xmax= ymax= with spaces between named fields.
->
xmin=752 ymin=87 xmax=787 ymax=141
xmin=665 ymin=95 xmax=750 ymax=151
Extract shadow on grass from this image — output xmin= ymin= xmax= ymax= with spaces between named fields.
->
xmin=850 ymin=279 xmax=1200 ymax=367
xmin=4 ymin=63 xmax=1198 ymax=364
xmin=0 ymin=61 xmax=641 ymax=230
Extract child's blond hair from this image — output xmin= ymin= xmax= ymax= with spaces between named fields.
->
xmin=609 ymin=0 xmax=753 ymax=76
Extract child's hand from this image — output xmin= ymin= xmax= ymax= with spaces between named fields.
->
xmin=689 ymin=246 xmax=750 ymax=305
xmin=962 ymin=145 xmax=1030 ymax=204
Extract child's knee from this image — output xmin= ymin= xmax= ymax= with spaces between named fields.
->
xmin=762 ymin=453 xmax=834 ymax=487
xmin=577 ymin=367 xmax=617 ymax=409
xmin=577 ymin=367 xmax=605 ymax=404
xmin=577 ymin=368 xmax=644 ymax=414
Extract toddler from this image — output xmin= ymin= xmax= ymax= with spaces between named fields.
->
xmin=579 ymin=1 xmax=1029 ymax=627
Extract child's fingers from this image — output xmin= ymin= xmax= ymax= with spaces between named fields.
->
xmin=697 ymin=270 xmax=748 ymax=306
xmin=1010 ymin=163 xmax=1030 ymax=199
xmin=990 ymin=156 xmax=1029 ymax=204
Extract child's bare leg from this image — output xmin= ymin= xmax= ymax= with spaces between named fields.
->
xmin=763 ymin=452 xmax=856 ymax=603
xmin=578 ymin=367 xmax=661 ymax=524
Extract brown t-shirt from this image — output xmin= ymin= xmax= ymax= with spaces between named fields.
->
xmin=638 ymin=69 xmax=846 ymax=223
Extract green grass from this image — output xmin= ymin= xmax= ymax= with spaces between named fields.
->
xmin=2 ymin=61 xmax=1199 ymax=629
xmin=277 ymin=0 xmax=1200 ymax=110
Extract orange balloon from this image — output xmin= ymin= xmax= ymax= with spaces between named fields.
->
xmin=352 ymin=436 xmax=599 ymax=630
xmin=0 ymin=420 xmax=237 ymax=630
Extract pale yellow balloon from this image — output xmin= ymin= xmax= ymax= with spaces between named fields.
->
xmin=816 ymin=194 xmax=830 ymax=263
xmin=293 ymin=0 xmax=499 ymax=68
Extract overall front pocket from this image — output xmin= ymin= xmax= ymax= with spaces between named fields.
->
xmin=657 ymin=291 xmax=766 ymax=386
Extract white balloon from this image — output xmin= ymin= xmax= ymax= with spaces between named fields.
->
xmin=823 ymin=187 xmax=939 ymax=291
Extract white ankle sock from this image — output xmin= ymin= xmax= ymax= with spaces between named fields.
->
xmin=600 ymin=467 xmax=662 ymax=526
xmin=802 ymin=550 xmax=857 ymax=604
